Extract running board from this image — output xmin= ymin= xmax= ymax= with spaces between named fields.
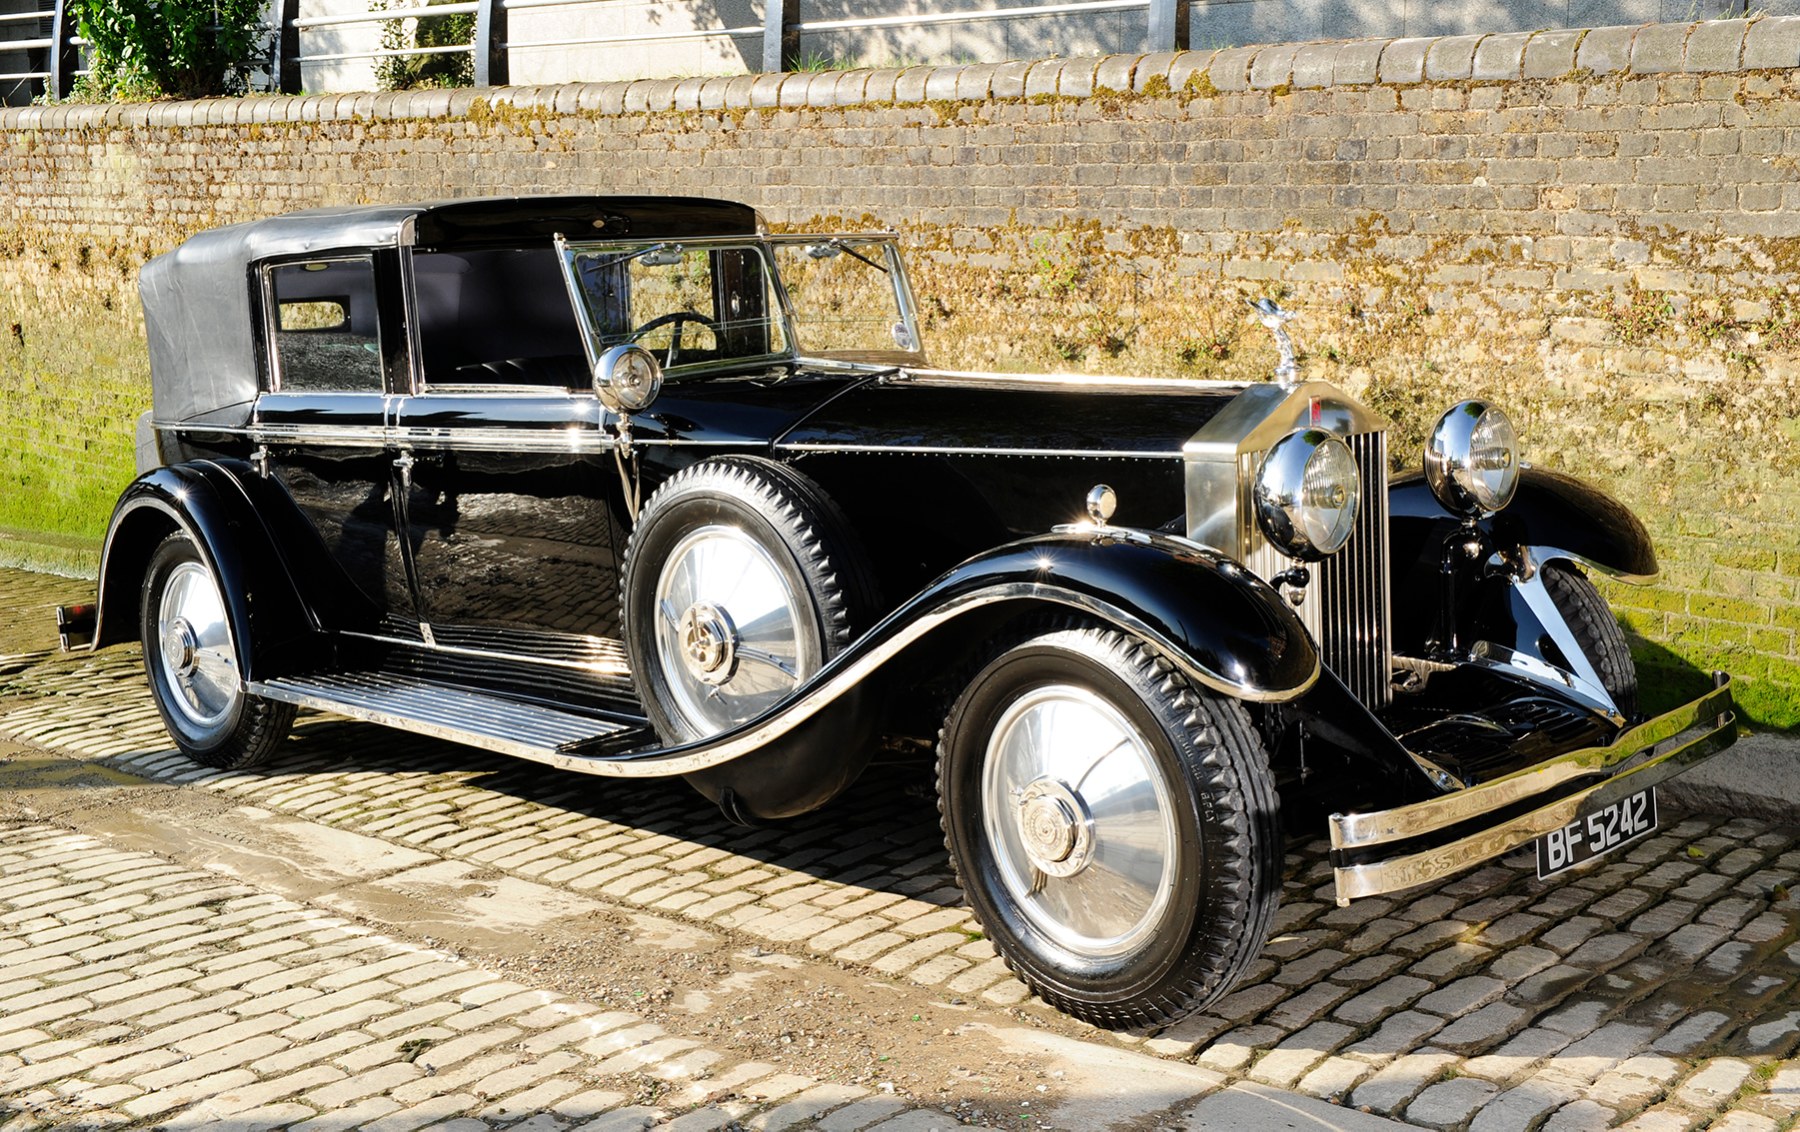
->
xmin=249 ymin=672 xmax=658 ymax=773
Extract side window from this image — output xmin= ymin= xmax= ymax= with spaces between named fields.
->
xmin=268 ymin=257 xmax=383 ymax=393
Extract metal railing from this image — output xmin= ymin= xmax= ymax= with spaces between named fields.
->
xmin=0 ymin=0 xmax=78 ymax=98
xmin=273 ymin=0 xmax=1188 ymax=93
xmin=4 ymin=0 xmax=1190 ymax=99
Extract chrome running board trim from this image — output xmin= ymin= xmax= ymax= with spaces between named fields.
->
xmin=250 ymin=673 xmax=654 ymax=769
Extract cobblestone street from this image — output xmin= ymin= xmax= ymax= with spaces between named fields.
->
xmin=3 ymin=563 xmax=1800 ymax=1131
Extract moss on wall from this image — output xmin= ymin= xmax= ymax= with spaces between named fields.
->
xmin=3 ymin=64 xmax=1798 ymax=728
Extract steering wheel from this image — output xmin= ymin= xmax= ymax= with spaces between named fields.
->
xmin=627 ymin=310 xmax=721 ymax=367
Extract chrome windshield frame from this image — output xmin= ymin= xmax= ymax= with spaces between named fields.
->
xmin=554 ymin=230 xmax=925 ymax=381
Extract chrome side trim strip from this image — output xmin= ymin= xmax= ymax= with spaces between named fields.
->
xmin=1332 ymin=693 xmax=1736 ymax=904
xmin=339 ymin=629 xmax=632 ymax=679
xmin=778 ymin=442 xmax=1181 ymax=459
xmin=164 ymin=419 xmax=744 ymax=454
xmin=1328 ymin=677 xmax=1735 ymax=851
xmin=591 ymin=578 xmax=1316 ymax=774
xmin=260 ymin=575 xmax=1314 ymax=781
xmin=391 ymin=426 xmax=607 ymax=454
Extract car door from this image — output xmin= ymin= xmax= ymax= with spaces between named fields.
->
xmin=254 ymin=252 xmax=412 ymax=629
xmin=391 ymin=244 xmax=634 ymax=696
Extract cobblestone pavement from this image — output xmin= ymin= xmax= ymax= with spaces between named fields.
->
xmin=4 ymin=564 xmax=1800 ymax=1131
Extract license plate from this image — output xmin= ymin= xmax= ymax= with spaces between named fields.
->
xmin=1535 ymin=787 xmax=1658 ymax=880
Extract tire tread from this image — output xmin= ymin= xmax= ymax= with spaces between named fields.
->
xmin=937 ymin=623 xmax=1281 ymax=1029
xmin=1542 ymin=562 xmax=1639 ymax=718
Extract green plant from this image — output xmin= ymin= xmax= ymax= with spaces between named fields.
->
xmin=377 ymin=0 xmax=474 ymax=91
xmin=1603 ymin=288 xmax=1674 ymax=345
xmin=72 ymin=0 xmax=272 ymax=100
xmin=792 ymin=51 xmax=844 ymax=73
xmin=1030 ymin=233 xmax=1086 ymax=297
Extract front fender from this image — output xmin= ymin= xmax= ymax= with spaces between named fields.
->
xmin=651 ymin=528 xmax=1319 ymax=819
xmin=92 ymin=461 xmax=325 ymax=681
xmin=1391 ymin=467 xmax=1658 ymax=583
xmin=915 ymin=531 xmax=1322 ymax=702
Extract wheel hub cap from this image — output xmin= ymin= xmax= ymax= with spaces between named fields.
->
xmin=980 ymin=684 xmax=1178 ymax=960
xmin=161 ymin=617 xmax=199 ymax=676
xmin=652 ymin=524 xmax=818 ymax=739
xmin=154 ymin=559 xmax=240 ymax=730
xmin=676 ymin=601 xmax=737 ymax=686
xmin=1016 ymin=778 xmax=1094 ymax=877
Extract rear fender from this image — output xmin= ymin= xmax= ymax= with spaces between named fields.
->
xmin=92 ymin=462 xmax=325 ymax=681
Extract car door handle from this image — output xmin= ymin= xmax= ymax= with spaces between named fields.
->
xmin=394 ymin=451 xmax=415 ymax=491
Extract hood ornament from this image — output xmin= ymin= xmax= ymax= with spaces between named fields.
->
xmin=1247 ymin=297 xmax=1298 ymax=384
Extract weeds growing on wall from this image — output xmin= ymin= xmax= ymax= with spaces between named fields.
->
xmin=71 ymin=0 xmax=272 ymax=100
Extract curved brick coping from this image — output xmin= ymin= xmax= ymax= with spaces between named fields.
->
xmin=2 ymin=15 xmax=1798 ymax=132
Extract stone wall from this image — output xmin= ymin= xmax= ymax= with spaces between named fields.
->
xmin=2 ymin=17 xmax=1799 ymax=727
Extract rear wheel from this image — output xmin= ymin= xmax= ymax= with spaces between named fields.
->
xmin=141 ymin=533 xmax=294 ymax=769
xmin=1542 ymin=562 xmax=1639 ymax=718
xmin=937 ymin=624 xmax=1281 ymax=1029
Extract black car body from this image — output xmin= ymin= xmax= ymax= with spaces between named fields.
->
xmin=60 ymin=196 xmax=1738 ymax=1027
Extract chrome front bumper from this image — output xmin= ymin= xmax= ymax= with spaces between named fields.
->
xmin=1328 ymin=674 xmax=1737 ymax=906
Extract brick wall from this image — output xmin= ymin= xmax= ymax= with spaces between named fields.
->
xmin=1 ymin=17 xmax=1798 ymax=726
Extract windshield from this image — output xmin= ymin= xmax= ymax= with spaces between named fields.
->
xmin=768 ymin=237 xmax=921 ymax=362
xmin=558 ymin=235 xmax=924 ymax=376
xmin=558 ymin=241 xmax=789 ymax=374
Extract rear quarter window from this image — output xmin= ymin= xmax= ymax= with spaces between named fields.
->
xmin=268 ymin=258 xmax=383 ymax=393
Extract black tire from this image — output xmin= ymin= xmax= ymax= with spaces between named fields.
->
xmin=620 ymin=456 xmax=877 ymax=744
xmin=140 ymin=533 xmax=295 ymax=769
xmin=1542 ymin=562 xmax=1639 ymax=718
xmin=937 ymin=624 xmax=1281 ymax=1029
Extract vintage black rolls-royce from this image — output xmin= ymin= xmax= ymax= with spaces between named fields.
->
xmin=58 ymin=196 xmax=1736 ymax=1028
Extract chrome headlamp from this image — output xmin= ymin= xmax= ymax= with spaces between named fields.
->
xmin=1425 ymin=401 xmax=1519 ymax=517
xmin=1254 ymin=429 xmax=1361 ymax=561
xmin=593 ymin=344 xmax=663 ymax=413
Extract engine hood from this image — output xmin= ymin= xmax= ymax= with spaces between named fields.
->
xmin=775 ymin=369 xmax=1249 ymax=458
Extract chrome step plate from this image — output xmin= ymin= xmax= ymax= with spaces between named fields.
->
xmin=249 ymin=672 xmax=655 ymax=772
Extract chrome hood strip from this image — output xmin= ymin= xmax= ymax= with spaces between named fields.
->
xmin=777 ymin=442 xmax=1183 ymax=460
xmin=891 ymin=368 xmax=1255 ymax=395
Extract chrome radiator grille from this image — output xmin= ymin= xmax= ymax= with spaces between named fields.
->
xmin=1317 ymin=431 xmax=1393 ymax=708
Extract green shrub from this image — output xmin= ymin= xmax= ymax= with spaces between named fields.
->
xmin=72 ymin=0 xmax=271 ymax=100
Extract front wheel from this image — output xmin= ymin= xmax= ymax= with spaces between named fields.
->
xmin=1541 ymin=562 xmax=1639 ymax=719
xmin=937 ymin=625 xmax=1281 ymax=1029
xmin=140 ymin=533 xmax=295 ymax=769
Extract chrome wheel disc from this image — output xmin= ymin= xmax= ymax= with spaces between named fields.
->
xmin=981 ymin=684 xmax=1177 ymax=960
xmin=652 ymin=524 xmax=817 ymax=738
xmin=155 ymin=560 xmax=241 ymax=730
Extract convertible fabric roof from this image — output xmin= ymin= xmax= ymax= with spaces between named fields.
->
xmin=140 ymin=196 xmax=763 ymax=426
